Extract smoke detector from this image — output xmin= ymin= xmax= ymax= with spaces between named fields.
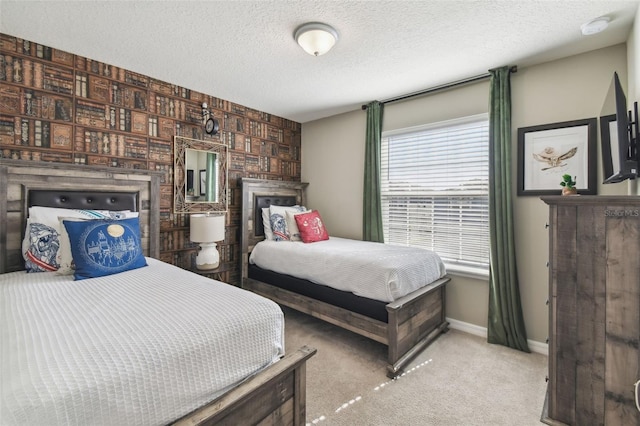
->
xmin=581 ymin=16 xmax=610 ymax=36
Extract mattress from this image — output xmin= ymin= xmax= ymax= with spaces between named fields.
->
xmin=1 ymin=257 xmax=285 ymax=426
xmin=249 ymin=237 xmax=446 ymax=303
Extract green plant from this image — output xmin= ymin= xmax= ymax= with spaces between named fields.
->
xmin=560 ymin=174 xmax=576 ymax=189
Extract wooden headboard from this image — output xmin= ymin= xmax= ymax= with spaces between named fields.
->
xmin=0 ymin=159 xmax=162 ymax=273
xmin=240 ymin=178 xmax=308 ymax=284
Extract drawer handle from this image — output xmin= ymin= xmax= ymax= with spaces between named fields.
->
xmin=545 ymin=223 xmax=549 ymax=229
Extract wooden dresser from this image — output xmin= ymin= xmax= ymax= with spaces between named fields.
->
xmin=541 ymin=196 xmax=640 ymax=425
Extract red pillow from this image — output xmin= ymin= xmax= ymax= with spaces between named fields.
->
xmin=293 ymin=210 xmax=329 ymax=243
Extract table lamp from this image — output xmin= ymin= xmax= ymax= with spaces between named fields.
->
xmin=190 ymin=213 xmax=225 ymax=270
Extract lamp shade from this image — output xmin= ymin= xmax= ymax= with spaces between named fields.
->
xmin=294 ymin=22 xmax=338 ymax=56
xmin=190 ymin=213 xmax=225 ymax=243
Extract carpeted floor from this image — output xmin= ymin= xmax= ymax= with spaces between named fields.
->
xmin=283 ymin=306 xmax=548 ymax=426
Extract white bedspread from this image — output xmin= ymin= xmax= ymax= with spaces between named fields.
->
xmin=249 ymin=237 xmax=446 ymax=303
xmin=1 ymin=257 xmax=284 ymax=426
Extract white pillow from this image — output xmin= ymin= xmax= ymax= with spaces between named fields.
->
xmin=285 ymin=210 xmax=308 ymax=241
xmin=262 ymin=207 xmax=274 ymax=240
xmin=56 ymin=217 xmax=87 ymax=275
xmin=269 ymin=205 xmax=306 ymax=241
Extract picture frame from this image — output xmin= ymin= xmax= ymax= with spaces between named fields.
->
xmin=517 ymin=118 xmax=597 ymax=196
xmin=199 ymin=169 xmax=207 ymax=196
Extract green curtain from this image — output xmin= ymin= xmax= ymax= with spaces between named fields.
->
xmin=363 ymin=101 xmax=384 ymax=242
xmin=205 ymin=152 xmax=216 ymax=202
xmin=487 ymin=67 xmax=530 ymax=352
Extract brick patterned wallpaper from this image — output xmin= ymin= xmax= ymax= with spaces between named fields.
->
xmin=0 ymin=33 xmax=302 ymax=285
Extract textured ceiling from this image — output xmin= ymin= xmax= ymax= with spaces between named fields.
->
xmin=1 ymin=1 xmax=638 ymax=123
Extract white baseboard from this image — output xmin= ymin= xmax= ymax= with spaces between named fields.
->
xmin=446 ymin=317 xmax=548 ymax=356
xmin=446 ymin=317 xmax=487 ymax=337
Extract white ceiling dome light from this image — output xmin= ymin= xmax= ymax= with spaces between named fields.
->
xmin=294 ymin=22 xmax=339 ymax=56
xmin=580 ymin=16 xmax=610 ymax=36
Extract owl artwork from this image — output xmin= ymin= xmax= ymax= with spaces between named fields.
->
xmin=532 ymin=146 xmax=577 ymax=171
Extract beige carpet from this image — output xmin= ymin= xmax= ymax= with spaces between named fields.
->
xmin=283 ymin=306 xmax=548 ymax=426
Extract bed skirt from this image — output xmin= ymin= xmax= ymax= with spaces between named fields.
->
xmin=249 ymin=264 xmax=388 ymax=322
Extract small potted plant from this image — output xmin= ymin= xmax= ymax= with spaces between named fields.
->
xmin=560 ymin=174 xmax=577 ymax=195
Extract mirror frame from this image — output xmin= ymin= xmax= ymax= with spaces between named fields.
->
xmin=174 ymin=136 xmax=228 ymax=213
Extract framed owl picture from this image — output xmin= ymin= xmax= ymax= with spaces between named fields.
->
xmin=517 ymin=117 xmax=597 ymax=195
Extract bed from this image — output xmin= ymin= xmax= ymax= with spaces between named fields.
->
xmin=0 ymin=159 xmax=315 ymax=426
xmin=240 ymin=178 xmax=450 ymax=378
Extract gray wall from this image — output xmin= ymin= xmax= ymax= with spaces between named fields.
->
xmin=301 ymin=43 xmax=630 ymax=346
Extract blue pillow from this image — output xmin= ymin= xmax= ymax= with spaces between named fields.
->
xmin=62 ymin=217 xmax=147 ymax=280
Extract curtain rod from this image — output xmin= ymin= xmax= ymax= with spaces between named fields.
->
xmin=361 ymin=65 xmax=517 ymax=110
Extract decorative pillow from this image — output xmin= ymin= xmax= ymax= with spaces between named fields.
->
xmin=62 ymin=216 xmax=147 ymax=280
xmin=57 ymin=211 xmax=139 ymax=275
xmin=23 ymin=221 xmax=61 ymax=272
xmin=269 ymin=205 xmax=306 ymax=241
xmin=262 ymin=207 xmax=274 ymax=240
xmin=22 ymin=207 xmax=112 ymax=273
xmin=294 ymin=210 xmax=329 ymax=243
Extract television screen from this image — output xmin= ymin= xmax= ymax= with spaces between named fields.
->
xmin=599 ymin=72 xmax=638 ymax=184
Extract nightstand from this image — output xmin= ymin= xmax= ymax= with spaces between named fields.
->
xmin=188 ymin=263 xmax=232 ymax=283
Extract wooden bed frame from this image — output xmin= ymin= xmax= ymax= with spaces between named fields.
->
xmin=0 ymin=159 xmax=316 ymax=426
xmin=241 ymin=177 xmax=450 ymax=378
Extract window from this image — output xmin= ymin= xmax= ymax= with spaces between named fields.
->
xmin=381 ymin=114 xmax=490 ymax=276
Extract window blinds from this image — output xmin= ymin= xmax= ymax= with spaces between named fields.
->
xmin=381 ymin=114 xmax=490 ymax=272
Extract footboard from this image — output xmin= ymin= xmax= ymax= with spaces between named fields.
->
xmin=386 ymin=277 xmax=450 ymax=378
xmin=173 ymin=346 xmax=316 ymax=426
xmin=245 ymin=274 xmax=450 ymax=379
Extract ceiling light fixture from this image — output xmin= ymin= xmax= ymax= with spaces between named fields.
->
xmin=294 ymin=22 xmax=339 ymax=56
xmin=581 ymin=16 xmax=610 ymax=36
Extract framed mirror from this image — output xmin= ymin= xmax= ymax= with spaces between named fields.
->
xmin=174 ymin=136 xmax=228 ymax=213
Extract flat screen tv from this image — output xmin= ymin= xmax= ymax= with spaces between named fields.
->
xmin=599 ymin=71 xmax=638 ymax=184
